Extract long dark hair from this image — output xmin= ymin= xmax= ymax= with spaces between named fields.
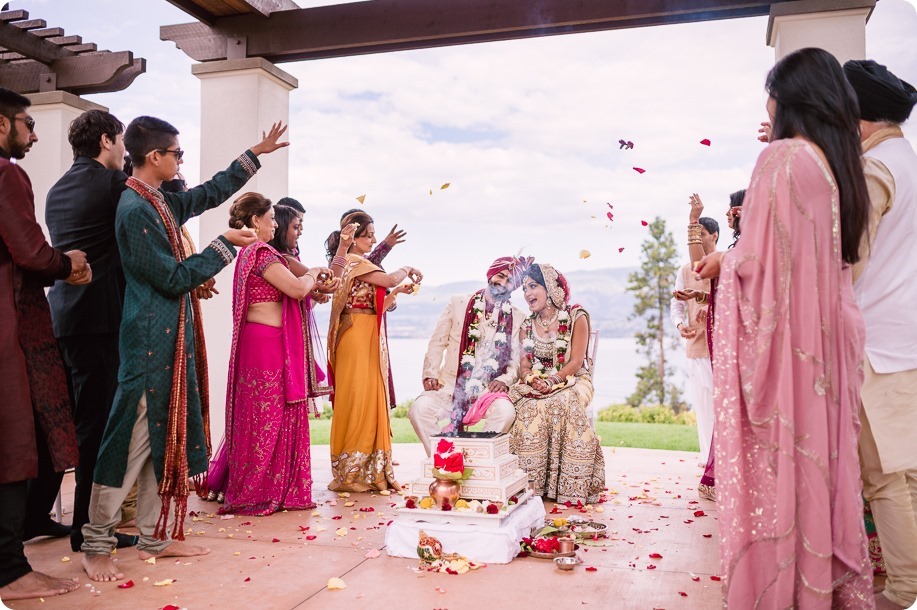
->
xmin=324 ymin=211 xmax=374 ymax=261
xmin=765 ymin=47 xmax=868 ymax=265
xmin=269 ymin=204 xmax=300 ymax=254
xmin=728 ymin=189 xmax=745 ymax=248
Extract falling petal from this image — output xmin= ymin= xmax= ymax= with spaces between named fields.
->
xmin=618 ymin=247 xmax=625 ymax=253
xmin=440 ymin=183 xmax=450 ymax=190
xmin=356 ymin=195 xmax=366 ymax=204
xmin=579 ymin=250 xmax=591 ymax=259
xmin=700 ymin=138 xmax=711 ymax=146
xmin=641 ymin=220 xmax=649 ymax=227
xmin=633 ymin=167 xmax=645 ymax=174
xmin=606 ymin=212 xmax=614 ymax=222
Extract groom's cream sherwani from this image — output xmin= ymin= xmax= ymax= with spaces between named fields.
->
xmin=408 ymin=293 xmax=524 ymax=455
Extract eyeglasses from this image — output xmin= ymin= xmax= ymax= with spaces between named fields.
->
xmin=6 ymin=115 xmax=35 ymax=133
xmin=155 ymin=148 xmax=184 ymax=161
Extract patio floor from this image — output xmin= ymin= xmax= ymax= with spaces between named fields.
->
xmin=7 ymin=444 xmax=722 ymax=610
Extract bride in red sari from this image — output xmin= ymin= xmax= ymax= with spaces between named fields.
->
xmin=206 ymin=193 xmax=336 ymax=515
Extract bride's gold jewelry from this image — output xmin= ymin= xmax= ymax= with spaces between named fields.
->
xmin=537 ymin=309 xmax=559 ymax=329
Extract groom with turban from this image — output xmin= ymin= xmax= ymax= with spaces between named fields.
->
xmin=408 ymin=256 xmax=530 ymax=455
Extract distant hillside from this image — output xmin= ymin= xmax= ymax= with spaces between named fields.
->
xmin=385 ymin=267 xmax=640 ymax=339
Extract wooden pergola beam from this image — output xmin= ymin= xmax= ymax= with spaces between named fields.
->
xmin=0 ymin=20 xmax=73 ymax=63
xmin=0 ymin=52 xmax=145 ymax=95
xmin=164 ymin=0 xmax=300 ymax=26
xmin=161 ymin=0 xmax=797 ymax=63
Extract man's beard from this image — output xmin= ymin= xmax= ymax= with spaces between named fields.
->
xmin=7 ymin=126 xmax=29 ymax=159
xmin=487 ymin=283 xmax=510 ymax=301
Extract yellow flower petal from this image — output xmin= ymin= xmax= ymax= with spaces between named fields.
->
xmin=344 ymin=501 xmax=355 ymax=507
xmin=355 ymin=195 xmax=365 ymax=204
xmin=327 ymin=577 xmax=347 ymax=590
xmin=440 ymin=183 xmax=450 ymax=190
xmin=335 ymin=528 xmax=348 ymax=537
xmin=579 ymin=250 xmax=592 ymax=259
xmin=144 ymin=557 xmax=156 ymax=565
xmin=61 ymin=557 xmax=70 ymax=563
xmin=378 ymin=490 xmax=391 ymax=496
xmin=153 ymin=579 xmax=174 ymax=587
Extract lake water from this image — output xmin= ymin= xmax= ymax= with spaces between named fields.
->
xmin=386 ymin=336 xmax=688 ymax=408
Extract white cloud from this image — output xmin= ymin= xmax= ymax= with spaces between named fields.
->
xmin=39 ymin=0 xmax=917 ymax=281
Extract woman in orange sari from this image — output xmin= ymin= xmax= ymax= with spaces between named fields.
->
xmin=325 ymin=212 xmax=422 ymax=492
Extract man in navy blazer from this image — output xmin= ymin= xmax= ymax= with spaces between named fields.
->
xmin=44 ymin=109 xmax=136 ymax=552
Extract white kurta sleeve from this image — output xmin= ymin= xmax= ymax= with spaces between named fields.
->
xmin=422 ymin=297 xmax=459 ymax=381
xmin=670 ymin=267 xmax=687 ymax=329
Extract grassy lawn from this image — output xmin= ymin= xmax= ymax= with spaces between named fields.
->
xmin=309 ymin=418 xmax=699 ymax=452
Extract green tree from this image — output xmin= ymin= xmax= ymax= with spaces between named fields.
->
xmin=626 ymin=216 xmax=686 ymax=411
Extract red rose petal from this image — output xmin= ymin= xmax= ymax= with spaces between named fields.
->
xmin=585 ymin=567 xmax=598 ymax=572
xmin=359 ymin=507 xmax=375 ymax=512
xmin=702 ymin=534 xmax=713 ymax=538
xmin=691 ymin=576 xmax=701 ymax=582
xmin=679 ymin=591 xmax=688 ymax=597
xmin=244 ymin=577 xmax=251 ymax=582
xmin=606 ymin=212 xmax=614 ymax=221
xmin=641 ymin=220 xmax=649 ymax=226
xmin=118 ymin=580 xmax=134 ymax=589
xmin=618 ymin=247 xmax=625 ymax=253
xmin=272 ymin=538 xmax=280 ymax=543
xmin=332 ymin=515 xmax=343 ymax=520
xmin=633 ymin=167 xmax=646 ymax=174
xmin=646 ymin=564 xmax=657 ymax=570
xmin=607 ymin=203 xmax=613 ymax=209
xmin=693 ymin=510 xmax=706 ymax=517
xmin=649 ymin=553 xmax=663 ymax=559
xmin=684 ymin=519 xmax=694 ymax=524
xmin=163 ymin=606 xmax=181 ymax=610
xmin=700 ymin=138 xmax=711 ymax=146
xmin=710 ymin=575 xmax=722 ymax=581
xmin=306 ymin=535 xmax=317 ymax=540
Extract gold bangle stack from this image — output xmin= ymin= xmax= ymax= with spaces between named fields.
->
xmin=688 ymin=223 xmax=703 ymax=246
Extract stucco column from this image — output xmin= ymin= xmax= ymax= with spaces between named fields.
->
xmin=192 ymin=58 xmax=298 ymax=443
xmin=767 ymin=0 xmax=875 ymax=63
xmin=19 ymin=91 xmax=106 ymax=238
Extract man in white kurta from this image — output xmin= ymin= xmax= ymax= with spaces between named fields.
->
xmin=845 ymin=59 xmax=917 ymax=610
xmin=671 ymin=217 xmax=718 ymax=463
xmin=409 ymin=258 xmax=526 ymax=456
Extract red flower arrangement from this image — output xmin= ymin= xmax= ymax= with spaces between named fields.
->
xmin=432 ymin=439 xmax=474 ymax=481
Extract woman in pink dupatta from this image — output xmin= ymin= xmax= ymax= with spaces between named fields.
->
xmin=697 ymin=48 xmax=873 ymax=608
xmin=206 ymin=193 xmax=336 ymax=515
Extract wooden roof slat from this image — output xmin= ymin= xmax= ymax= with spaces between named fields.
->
xmin=0 ymin=9 xmax=29 ymax=22
xmin=11 ymin=19 xmax=48 ymax=30
xmin=165 ymin=0 xmax=299 ymax=24
xmin=65 ymin=43 xmax=99 ymax=54
xmin=30 ymin=27 xmax=66 ymax=38
xmin=47 ymin=36 xmax=82 ymax=46
xmin=0 ymin=51 xmax=25 ymax=61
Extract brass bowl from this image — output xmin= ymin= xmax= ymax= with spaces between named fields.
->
xmin=554 ymin=556 xmax=579 ymax=571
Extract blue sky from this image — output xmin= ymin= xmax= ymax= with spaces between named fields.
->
xmin=23 ymin=0 xmax=917 ymax=283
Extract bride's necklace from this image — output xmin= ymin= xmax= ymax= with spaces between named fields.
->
xmin=537 ymin=309 xmax=558 ymax=329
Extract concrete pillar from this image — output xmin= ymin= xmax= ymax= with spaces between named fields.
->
xmin=19 ymin=91 xmax=106 ymax=238
xmin=767 ymin=0 xmax=876 ymax=63
xmin=192 ymin=58 xmax=298 ymax=443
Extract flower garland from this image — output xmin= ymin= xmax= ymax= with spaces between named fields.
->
xmin=446 ymin=291 xmax=514 ymax=432
xmin=522 ymin=308 xmax=572 ymax=379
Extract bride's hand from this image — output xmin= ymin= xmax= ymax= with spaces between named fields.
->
xmin=695 ymin=252 xmax=724 ymax=280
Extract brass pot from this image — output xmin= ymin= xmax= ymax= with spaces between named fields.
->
xmin=429 ymin=478 xmax=461 ymax=507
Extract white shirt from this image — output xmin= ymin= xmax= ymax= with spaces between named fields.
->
xmin=855 ymin=135 xmax=917 ymax=374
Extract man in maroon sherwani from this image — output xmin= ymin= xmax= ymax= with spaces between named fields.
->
xmin=0 ymin=87 xmax=84 ymax=601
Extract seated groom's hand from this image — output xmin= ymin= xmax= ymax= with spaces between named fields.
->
xmin=423 ymin=377 xmax=442 ymax=392
xmin=488 ymin=380 xmax=508 ymax=393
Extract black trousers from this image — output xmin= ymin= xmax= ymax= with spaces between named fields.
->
xmin=0 ymin=481 xmax=32 ymax=587
xmin=23 ymin=416 xmax=64 ymax=532
xmin=57 ymin=333 xmax=120 ymax=539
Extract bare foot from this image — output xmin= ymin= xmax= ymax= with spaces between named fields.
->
xmin=874 ymin=593 xmax=908 ymax=609
xmin=0 ymin=570 xmax=80 ymax=600
xmin=137 ymin=540 xmax=210 ymax=560
xmin=82 ymin=554 xmax=123 ymax=582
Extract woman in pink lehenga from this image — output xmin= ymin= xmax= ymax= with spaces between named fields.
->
xmin=205 ymin=193 xmax=336 ymax=515
xmin=697 ymin=48 xmax=873 ymax=608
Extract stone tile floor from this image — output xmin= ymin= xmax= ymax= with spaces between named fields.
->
xmin=6 ymin=444 xmax=722 ymax=610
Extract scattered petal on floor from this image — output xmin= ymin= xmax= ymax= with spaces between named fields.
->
xmin=117 ymin=580 xmax=134 ymax=589
xmin=327 ymin=577 xmax=347 ymax=590
xmin=364 ymin=549 xmax=381 ymax=559
xmin=153 ymin=579 xmax=174 ymax=587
